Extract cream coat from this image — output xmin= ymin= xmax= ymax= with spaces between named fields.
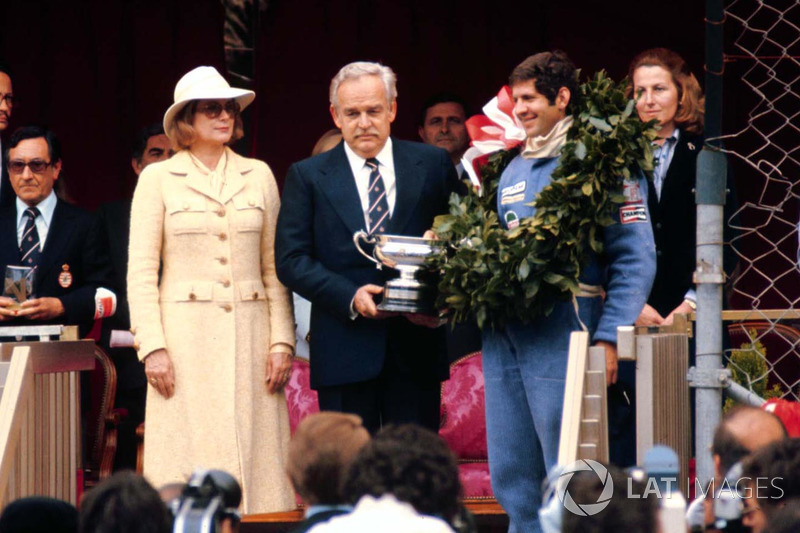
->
xmin=128 ymin=148 xmax=295 ymax=513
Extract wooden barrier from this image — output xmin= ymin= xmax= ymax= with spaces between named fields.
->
xmin=0 ymin=330 xmax=95 ymax=507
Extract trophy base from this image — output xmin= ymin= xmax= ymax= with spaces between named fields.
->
xmin=378 ymin=284 xmax=438 ymax=315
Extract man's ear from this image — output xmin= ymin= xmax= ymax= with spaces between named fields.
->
xmin=52 ymin=159 xmax=62 ymax=181
xmin=330 ymin=105 xmax=342 ymax=129
xmin=713 ymin=454 xmax=721 ymax=478
xmin=556 ymin=87 xmax=571 ymax=111
xmin=131 ymin=158 xmax=143 ymax=176
xmin=418 ymin=126 xmax=425 ymax=141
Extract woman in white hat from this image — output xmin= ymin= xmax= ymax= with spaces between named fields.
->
xmin=127 ymin=66 xmax=296 ymax=513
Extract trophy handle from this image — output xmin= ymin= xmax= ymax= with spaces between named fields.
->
xmin=353 ymin=230 xmax=382 ymax=270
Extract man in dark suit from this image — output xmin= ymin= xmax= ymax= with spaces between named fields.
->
xmin=0 ymin=61 xmax=15 ymax=207
xmin=91 ymin=123 xmax=172 ymax=470
xmin=276 ymin=61 xmax=459 ymax=433
xmin=0 ymin=126 xmax=112 ymax=335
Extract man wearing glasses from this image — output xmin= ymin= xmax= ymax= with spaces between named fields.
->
xmin=0 ymin=126 xmax=113 ymax=335
xmin=0 ymin=61 xmax=15 ymax=206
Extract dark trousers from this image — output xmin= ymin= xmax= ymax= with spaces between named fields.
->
xmin=316 ymin=346 xmax=441 ymax=434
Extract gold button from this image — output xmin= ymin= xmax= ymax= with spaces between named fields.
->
xmin=133 ymin=342 xmax=140 ymax=350
xmin=189 ymin=292 xmax=197 ymax=301
xmin=252 ymin=292 xmax=259 ymax=299
xmin=222 ymin=304 xmax=232 ymax=312
xmin=219 ymin=232 xmax=227 ymax=241
xmin=248 ymin=199 xmax=255 ymax=206
xmin=217 ymin=208 xmax=226 ymax=217
xmin=219 ymin=257 xmax=228 ymax=265
xmin=129 ymin=327 xmax=137 ymax=334
xmin=222 ymin=280 xmax=231 ymax=288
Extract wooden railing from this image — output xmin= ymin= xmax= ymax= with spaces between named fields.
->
xmin=0 ymin=327 xmax=95 ymax=506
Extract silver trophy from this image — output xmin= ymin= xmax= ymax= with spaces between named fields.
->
xmin=353 ymin=231 xmax=444 ymax=314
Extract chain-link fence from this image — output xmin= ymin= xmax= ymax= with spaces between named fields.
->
xmin=718 ymin=0 xmax=800 ymax=404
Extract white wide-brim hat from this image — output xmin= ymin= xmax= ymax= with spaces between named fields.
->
xmin=163 ymin=66 xmax=255 ymax=139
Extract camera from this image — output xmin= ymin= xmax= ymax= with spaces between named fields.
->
xmin=170 ymin=469 xmax=242 ymax=533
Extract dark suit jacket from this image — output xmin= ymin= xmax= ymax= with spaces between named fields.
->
xmin=0 ymin=197 xmax=113 ymax=336
xmin=90 ymin=199 xmax=146 ymax=391
xmin=647 ymin=131 xmax=737 ymax=316
xmin=275 ymin=138 xmax=459 ymax=389
xmin=0 ymin=156 xmax=13 ymax=208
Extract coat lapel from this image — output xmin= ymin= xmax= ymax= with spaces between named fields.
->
xmin=317 ymin=144 xmax=366 ymax=236
xmin=37 ymin=199 xmax=72 ymax=286
xmin=659 ymin=134 xmax=698 ymax=208
xmin=219 ymin=148 xmax=248 ymax=205
xmin=388 ymin=139 xmax=423 ymax=234
xmin=167 ymin=150 xmax=219 ymax=203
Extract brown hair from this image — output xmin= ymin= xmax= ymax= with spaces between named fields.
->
xmin=509 ymin=50 xmax=578 ymax=113
xmin=168 ymin=100 xmax=245 ymax=150
xmin=286 ymin=412 xmax=370 ymax=505
xmin=628 ymin=48 xmax=705 ymax=135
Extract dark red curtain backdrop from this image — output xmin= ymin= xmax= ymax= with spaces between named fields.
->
xmin=0 ymin=0 xmax=705 ymax=208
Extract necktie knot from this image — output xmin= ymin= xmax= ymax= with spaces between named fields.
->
xmin=25 ymin=207 xmax=41 ymax=220
xmin=366 ymin=157 xmax=380 ymax=169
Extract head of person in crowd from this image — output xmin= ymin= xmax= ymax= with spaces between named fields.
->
xmin=79 ymin=471 xmax=172 ymax=533
xmin=508 ymin=50 xmax=578 ymax=140
xmin=418 ymin=93 xmax=470 ymax=165
xmin=287 ymin=412 xmax=371 ymax=507
xmin=329 ymin=61 xmax=397 ymax=160
xmin=628 ymin=47 xmax=705 ymax=137
xmin=131 ymin=123 xmax=173 ymax=176
xmin=311 ymin=128 xmax=343 ymax=157
xmin=0 ymin=496 xmax=78 ymax=533
xmin=712 ymin=405 xmax=787 ymax=483
xmin=4 ymin=125 xmax=62 ymax=207
xmin=558 ymin=465 xmax=658 ymax=533
xmin=163 ymin=66 xmax=254 ymax=151
xmin=740 ymin=437 xmax=800 ymax=533
xmin=344 ymin=424 xmax=463 ymax=528
xmin=764 ymin=498 xmax=800 ymax=533
xmin=0 ymin=61 xmax=13 ymax=135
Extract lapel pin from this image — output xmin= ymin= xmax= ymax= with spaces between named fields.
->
xmin=58 ymin=264 xmax=73 ymax=288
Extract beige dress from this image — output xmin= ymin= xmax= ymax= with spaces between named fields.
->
xmin=128 ymin=148 xmax=295 ymax=513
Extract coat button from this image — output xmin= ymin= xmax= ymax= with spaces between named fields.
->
xmin=252 ymin=292 xmax=259 ymax=299
xmin=219 ymin=232 xmax=228 ymax=241
xmin=248 ymin=199 xmax=255 ymax=206
xmin=182 ymin=203 xmax=190 ymax=210
xmin=219 ymin=257 xmax=228 ymax=265
xmin=222 ymin=280 xmax=231 ymax=288
xmin=133 ymin=342 xmax=140 ymax=350
xmin=222 ymin=304 xmax=232 ymax=312
xmin=189 ymin=292 xmax=197 ymax=300
xmin=129 ymin=327 xmax=137 ymax=334
xmin=217 ymin=208 xmax=226 ymax=217
xmin=656 ymin=222 xmax=662 ymax=230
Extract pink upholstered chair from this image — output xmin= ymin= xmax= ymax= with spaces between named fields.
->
xmin=440 ymin=351 xmax=493 ymax=499
xmin=285 ymin=357 xmax=319 ymax=435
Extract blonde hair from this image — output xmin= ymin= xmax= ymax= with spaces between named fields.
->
xmin=168 ymin=100 xmax=245 ymax=150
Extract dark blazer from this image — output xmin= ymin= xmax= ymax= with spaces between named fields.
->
xmin=90 ymin=199 xmax=146 ymax=391
xmin=0 ymin=197 xmax=113 ymax=335
xmin=275 ymin=139 xmax=458 ymax=389
xmin=0 ymin=158 xmax=13 ymax=208
xmin=647 ymin=131 xmax=737 ymax=316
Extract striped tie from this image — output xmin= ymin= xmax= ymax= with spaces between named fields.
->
xmin=19 ymin=207 xmax=42 ymax=267
xmin=366 ymin=158 xmax=390 ymax=234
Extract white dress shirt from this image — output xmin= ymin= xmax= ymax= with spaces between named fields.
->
xmin=343 ymin=138 xmax=397 ymax=228
xmin=16 ymin=190 xmax=57 ymax=249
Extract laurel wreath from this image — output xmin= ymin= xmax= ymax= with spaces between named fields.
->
xmin=430 ymin=71 xmax=658 ymax=330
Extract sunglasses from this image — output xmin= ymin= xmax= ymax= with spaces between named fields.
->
xmin=8 ymin=159 xmax=52 ymax=174
xmin=195 ymin=100 xmax=240 ymax=119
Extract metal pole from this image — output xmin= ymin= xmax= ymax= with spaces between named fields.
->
xmin=690 ymin=0 xmax=727 ymax=487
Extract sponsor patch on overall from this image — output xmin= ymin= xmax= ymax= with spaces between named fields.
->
xmin=505 ymin=211 xmax=520 ymax=229
xmin=619 ymin=205 xmax=648 ymax=224
xmin=500 ymin=181 xmax=526 ymax=205
xmin=622 ymin=179 xmax=643 ymax=204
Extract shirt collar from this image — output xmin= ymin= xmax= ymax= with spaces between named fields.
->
xmin=657 ymin=128 xmax=680 ymax=147
xmin=343 ymin=137 xmax=394 ymax=170
xmin=16 ymin=189 xmax=57 ymax=228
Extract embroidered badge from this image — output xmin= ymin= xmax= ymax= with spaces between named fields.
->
xmin=620 ymin=206 xmax=648 ymax=224
xmin=623 ymin=179 xmax=643 ymax=204
xmin=58 ymin=264 xmax=73 ymax=288
xmin=505 ymin=211 xmax=520 ymax=229
xmin=501 ymin=181 xmax=526 ymax=197
xmin=501 ymin=193 xmax=525 ymax=205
